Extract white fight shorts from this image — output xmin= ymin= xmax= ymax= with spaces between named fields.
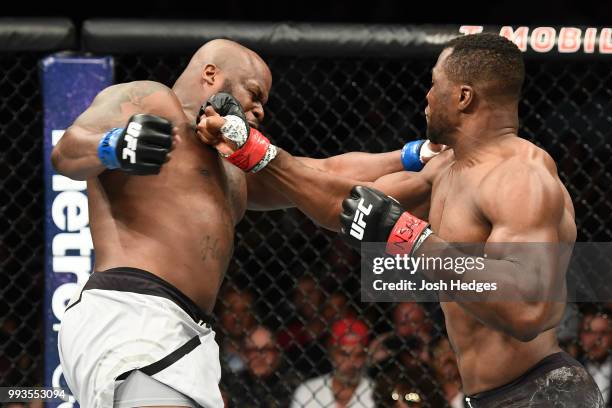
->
xmin=58 ymin=267 xmax=224 ymax=408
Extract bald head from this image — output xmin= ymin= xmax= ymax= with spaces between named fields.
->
xmin=189 ymin=39 xmax=268 ymax=78
xmin=246 ymin=326 xmax=276 ymax=349
xmin=174 ymin=38 xmax=272 ymax=127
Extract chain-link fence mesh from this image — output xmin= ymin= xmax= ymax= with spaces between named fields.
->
xmin=0 ymin=53 xmax=45 ymax=388
xmin=1 ymin=49 xmax=611 ymax=408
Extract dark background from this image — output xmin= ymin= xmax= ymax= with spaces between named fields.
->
xmin=3 ymin=0 xmax=610 ymax=25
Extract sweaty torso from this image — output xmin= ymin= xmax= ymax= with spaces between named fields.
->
xmin=88 ymin=94 xmax=247 ymax=313
xmin=426 ymin=136 xmax=576 ymax=394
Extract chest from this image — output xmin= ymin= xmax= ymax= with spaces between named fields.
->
xmin=169 ymin=141 xmax=247 ymax=224
xmin=427 ymin=166 xmax=491 ymax=243
xmin=307 ymin=379 xmax=371 ymax=408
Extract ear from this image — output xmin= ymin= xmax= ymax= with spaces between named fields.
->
xmin=202 ymin=63 xmax=218 ymax=86
xmin=458 ymin=85 xmax=474 ymax=111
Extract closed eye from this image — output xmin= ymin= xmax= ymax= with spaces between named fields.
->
xmin=249 ymin=89 xmax=261 ymax=103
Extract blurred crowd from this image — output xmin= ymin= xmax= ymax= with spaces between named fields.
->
xmin=2 ymin=277 xmax=612 ymax=408
xmin=213 ymin=277 xmax=612 ymax=408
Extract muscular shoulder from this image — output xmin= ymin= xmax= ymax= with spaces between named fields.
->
xmin=478 ymin=152 xmax=565 ymax=228
xmin=87 ymin=80 xmax=185 ymax=123
xmin=481 ymin=137 xmax=559 ymax=189
xmin=95 ymin=80 xmax=173 ymax=103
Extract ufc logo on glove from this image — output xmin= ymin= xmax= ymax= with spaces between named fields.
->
xmin=122 ymin=121 xmax=142 ymax=163
xmin=349 ymin=199 xmax=372 ymax=240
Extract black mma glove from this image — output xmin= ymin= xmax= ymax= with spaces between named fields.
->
xmin=97 ymin=113 xmax=173 ymax=175
xmin=340 ymin=186 xmax=433 ymax=255
xmin=197 ymin=92 xmax=249 ymax=126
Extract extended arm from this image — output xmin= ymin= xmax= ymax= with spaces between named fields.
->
xmin=246 ymin=150 xmax=405 ymax=211
xmin=51 ymin=81 xmax=180 ymax=180
xmin=197 ymin=92 xmax=443 ymax=216
xmin=257 ymin=148 xmax=437 ymax=229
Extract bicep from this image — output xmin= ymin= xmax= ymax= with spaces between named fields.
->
xmin=372 ymin=170 xmax=432 ymax=216
xmin=482 ymin=165 xmax=567 ymax=296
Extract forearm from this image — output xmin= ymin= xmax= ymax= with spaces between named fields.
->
xmin=302 ymin=150 xmax=403 ymax=181
xmin=51 ymin=125 xmax=106 ymax=180
xmin=260 ymin=149 xmax=368 ymax=230
xmin=417 ymin=236 xmax=563 ymax=341
xmin=248 ymin=150 xmax=403 ymax=211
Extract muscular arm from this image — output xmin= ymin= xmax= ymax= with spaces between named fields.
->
xmin=419 ymin=160 xmax=573 ymax=342
xmin=246 ymin=150 xmax=403 ymax=210
xmin=51 ymin=80 xmax=180 ymax=180
xmin=256 ymin=148 xmax=441 ymax=229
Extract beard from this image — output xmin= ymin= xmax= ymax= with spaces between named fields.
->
xmin=426 ymin=111 xmax=453 ymax=145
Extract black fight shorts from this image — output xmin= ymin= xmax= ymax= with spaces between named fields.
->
xmin=465 ymin=352 xmax=604 ymax=408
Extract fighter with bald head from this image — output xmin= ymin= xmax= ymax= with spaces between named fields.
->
xmin=52 ymin=39 xmax=435 ymax=407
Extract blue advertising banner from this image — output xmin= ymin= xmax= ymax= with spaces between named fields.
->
xmin=40 ymin=54 xmax=113 ymax=407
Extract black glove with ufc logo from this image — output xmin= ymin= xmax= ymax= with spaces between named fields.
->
xmin=339 ymin=186 xmax=433 ymax=255
xmin=97 ymin=113 xmax=173 ymax=175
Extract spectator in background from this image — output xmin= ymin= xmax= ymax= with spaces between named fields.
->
xmin=217 ymin=286 xmax=257 ymax=374
xmin=580 ymin=309 xmax=612 ymax=406
xmin=225 ymin=326 xmax=300 ymax=407
xmin=431 ymin=337 xmax=464 ymax=408
xmin=291 ymin=318 xmax=374 ymax=408
xmin=322 ymin=292 xmax=355 ymax=323
xmin=373 ymin=365 xmax=446 ymax=408
xmin=278 ymin=275 xmax=331 ymax=376
xmin=369 ymin=303 xmax=433 ymax=372
xmin=393 ymin=302 xmax=434 ymax=344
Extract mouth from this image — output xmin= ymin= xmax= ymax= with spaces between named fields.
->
xmin=248 ymin=121 xmax=259 ymax=130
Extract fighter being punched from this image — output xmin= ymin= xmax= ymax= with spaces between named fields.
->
xmin=52 ymin=39 xmax=438 ymax=408
xmin=201 ymin=34 xmax=603 ymax=407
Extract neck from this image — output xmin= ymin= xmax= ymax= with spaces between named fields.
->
xmin=332 ymin=376 xmax=358 ymax=405
xmin=332 ymin=373 xmax=360 ymax=388
xmin=449 ymin=107 xmax=518 ymax=162
xmin=172 ymin=74 xmax=202 ymax=123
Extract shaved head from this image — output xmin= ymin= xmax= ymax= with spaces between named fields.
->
xmin=173 ymin=38 xmax=272 ymax=128
xmin=187 ymin=39 xmax=270 ymax=80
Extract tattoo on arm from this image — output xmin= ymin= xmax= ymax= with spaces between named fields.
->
xmin=76 ymin=81 xmax=174 ymax=130
xmin=125 ymin=81 xmax=172 ymax=106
